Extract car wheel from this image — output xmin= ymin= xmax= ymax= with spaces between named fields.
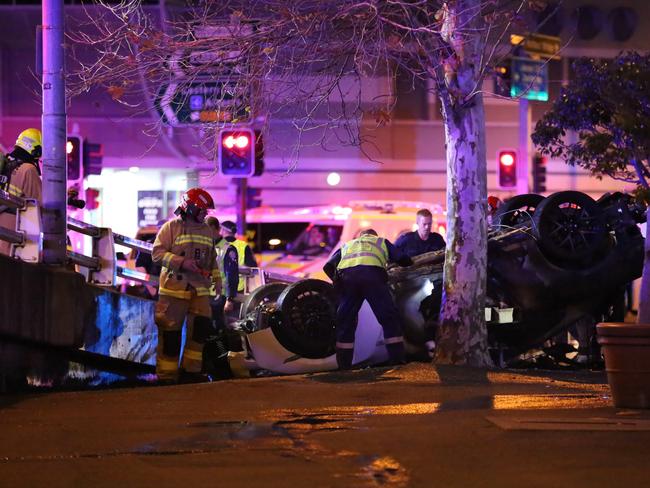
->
xmin=239 ymin=282 xmax=288 ymax=321
xmin=493 ymin=193 xmax=545 ymax=227
xmin=274 ymin=279 xmax=337 ymax=359
xmin=532 ymin=191 xmax=607 ymax=263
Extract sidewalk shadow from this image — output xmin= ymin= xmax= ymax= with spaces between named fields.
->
xmin=434 ymin=364 xmax=491 ymax=384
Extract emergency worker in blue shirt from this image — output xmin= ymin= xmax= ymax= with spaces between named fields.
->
xmin=152 ymin=188 xmax=219 ymax=382
xmin=323 ymin=229 xmax=413 ymax=369
xmin=206 ymin=217 xmax=239 ymax=331
xmin=394 ymin=209 xmax=445 ymax=258
xmin=220 ymin=220 xmax=257 ymax=293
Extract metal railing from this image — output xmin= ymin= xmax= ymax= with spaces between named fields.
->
xmin=0 ymin=191 xmax=297 ymax=292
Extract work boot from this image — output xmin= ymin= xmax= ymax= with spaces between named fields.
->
xmin=336 ymin=349 xmax=354 ymax=370
xmin=386 ymin=342 xmax=406 ymax=366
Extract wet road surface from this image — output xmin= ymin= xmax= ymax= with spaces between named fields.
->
xmin=1 ymin=363 xmax=649 ymax=487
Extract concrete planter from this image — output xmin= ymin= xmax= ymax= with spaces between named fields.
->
xmin=596 ymin=322 xmax=650 ymax=408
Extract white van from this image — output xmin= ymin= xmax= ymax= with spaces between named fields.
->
xmin=213 ymin=200 xmax=446 ymax=280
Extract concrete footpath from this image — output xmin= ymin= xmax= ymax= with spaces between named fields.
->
xmin=1 ymin=363 xmax=649 ymax=488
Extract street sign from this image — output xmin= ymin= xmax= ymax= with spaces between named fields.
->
xmin=510 ymin=32 xmax=561 ymax=60
xmin=510 ymin=57 xmax=548 ymax=101
xmin=154 ymin=80 xmax=250 ymax=126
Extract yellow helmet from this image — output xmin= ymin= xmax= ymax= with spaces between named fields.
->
xmin=15 ymin=128 xmax=42 ymax=156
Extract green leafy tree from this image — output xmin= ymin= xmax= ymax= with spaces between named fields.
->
xmin=533 ymin=51 xmax=650 ymax=322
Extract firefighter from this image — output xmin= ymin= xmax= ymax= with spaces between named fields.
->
xmin=323 ymin=228 xmax=413 ymax=369
xmin=151 ymin=188 xmax=219 ymax=382
xmin=220 ymin=220 xmax=257 ymax=293
xmin=205 ymin=216 xmax=239 ymax=331
xmin=0 ymin=128 xmax=42 ymax=256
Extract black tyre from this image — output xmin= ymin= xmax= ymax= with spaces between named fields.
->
xmin=273 ymin=279 xmax=337 ymax=359
xmin=493 ymin=193 xmax=545 ymax=227
xmin=532 ymin=191 xmax=607 ymax=263
xmin=239 ymin=282 xmax=288 ymax=320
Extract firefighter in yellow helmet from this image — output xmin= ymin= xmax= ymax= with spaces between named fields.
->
xmin=151 ymin=188 xmax=219 ymax=383
xmin=0 ymin=128 xmax=43 ymax=257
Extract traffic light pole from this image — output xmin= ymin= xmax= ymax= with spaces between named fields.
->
xmin=517 ymin=98 xmax=531 ymax=195
xmin=236 ymin=178 xmax=247 ymax=236
xmin=41 ymin=0 xmax=68 ymax=265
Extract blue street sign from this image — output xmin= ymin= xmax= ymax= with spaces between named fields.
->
xmin=510 ymin=57 xmax=549 ymax=101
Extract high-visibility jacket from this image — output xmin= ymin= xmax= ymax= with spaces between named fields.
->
xmin=214 ymin=238 xmax=239 ymax=298
xmin=230 ymin=239 xmax=249 ymax=292
xmin=152 ymin=217 xmax=218 ymax=299
xmin=337 ymin=235 xmax=388 ymax=271
xmin=0 ymin=162 xmax=41 ymax=256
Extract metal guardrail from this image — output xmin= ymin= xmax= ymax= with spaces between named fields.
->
xmin=0 ymin=192 xmax=300 ymax=291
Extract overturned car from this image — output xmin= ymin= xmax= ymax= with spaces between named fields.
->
xmin=211 ymin=191 xmax=645 ymax=377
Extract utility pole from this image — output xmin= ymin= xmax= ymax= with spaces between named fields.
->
xmin=41 ymin=0 xmax=67 ymax=264
xmin=236 ymin=178 xmax=247 ymax=236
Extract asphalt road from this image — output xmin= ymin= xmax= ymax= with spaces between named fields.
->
xmin=1 ymin=363 xmax=650 ymax=487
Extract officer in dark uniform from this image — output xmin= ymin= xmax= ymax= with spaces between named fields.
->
xmin=206 ymin=217 xmax=239 ymax=331
xmin=323 ymin=229 xmax=412 ymax=369
xmin=394 ymin=208 xmax=445 ymax=258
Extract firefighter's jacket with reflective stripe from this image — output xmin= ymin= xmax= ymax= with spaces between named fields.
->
xmin=0 ymin=162 xmax=41 ymax=256
xmin=337 ymin=235 xmax=388 ymax=270
xmin=213 ymin=238 xmax=239 ymax=298
xmin=152 ymin=218 xmax=218 ymax=299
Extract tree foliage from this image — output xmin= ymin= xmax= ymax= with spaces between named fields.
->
xmin=532 ymin=52 xmax=650 ymax=200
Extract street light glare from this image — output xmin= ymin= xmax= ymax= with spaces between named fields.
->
xmin=327 ymin=172 xmax=341 ymax=186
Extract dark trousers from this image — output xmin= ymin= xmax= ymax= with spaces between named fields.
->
xmin=335 ymin=266 xmax=405 ymax=368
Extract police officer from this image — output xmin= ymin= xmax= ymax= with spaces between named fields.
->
xmin=151 ymin=188 xmax=219 ymax=382
xmin=0 ymin=128 xmax=42 ymax=257
xmin=394 ymin=208 xmax=445 ymax=258
xmin=206 ymin=217 xmax=239 ymax=330
xmin=323 ymin=229 xmax=413 ymax=369
xmin=220 ymin=220 xmax=257 ymax=293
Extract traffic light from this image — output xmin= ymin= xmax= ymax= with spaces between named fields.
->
xmin=66 ymin=135 xmax=83 ymax=181
xmin=497 ymin=149 xmax=517 ymax=188
xmin=493 ymin=59 xmax=512 ymax=98
xmin=532 ymin=153 xmax=547 ymax=193
xmin=219 ymin=128 xmax=255 ymax=177
xmin=83 ymin=141 xmax=104 ymax=176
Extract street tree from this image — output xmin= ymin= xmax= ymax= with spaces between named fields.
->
xmin=70 ymin=0 xmax=548 ymax=366
xmin=532 ymin=51 xmax=650 ymax=322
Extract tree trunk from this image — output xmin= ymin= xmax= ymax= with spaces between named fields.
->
xmin=637 ymin=206 xmax=650 ymax=324
xmin=433 ymin=0 xmax=492 ymax=367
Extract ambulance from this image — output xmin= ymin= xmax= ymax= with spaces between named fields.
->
xmin=214 ymin=200 xmax=446 ymax=280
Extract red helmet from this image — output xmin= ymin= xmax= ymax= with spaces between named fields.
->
xmin=180 ymin=188 xmax=214 ymax=212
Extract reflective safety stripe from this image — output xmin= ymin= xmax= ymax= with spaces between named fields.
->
xmin=384 ymin=336 xmax=404 ymax=344
xmin=174 ymin=234 xmax=214 ymax=246
xmin=214 ymin=239 xmax=230 ymax=287
xmin=183 ymin=348 xmax=203 ymax=361
xmin=159 ymin=287 xmax=192 ymax=299
xmin=338 ymin=236 xmax=388 ymax=270
xmin=336 ymin=341 xmax=355 ymax=349
xmin=161 ymin=252 xmax=175 ymax=268
xmin=157 ymin=358 xmax=179 ymax=371
xmin=194 ymin=286 xmax=211 ymax=297
xmin=7 ymin=183 xmax=23 ymax=197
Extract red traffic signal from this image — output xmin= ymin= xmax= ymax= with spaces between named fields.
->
xmin=66 ymin=135 xmax=83 ymax=181
xmin=219 ymin=128 xmax=255 ymax=177
xmin=497 ymin=149 xmax=517 ymax=188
